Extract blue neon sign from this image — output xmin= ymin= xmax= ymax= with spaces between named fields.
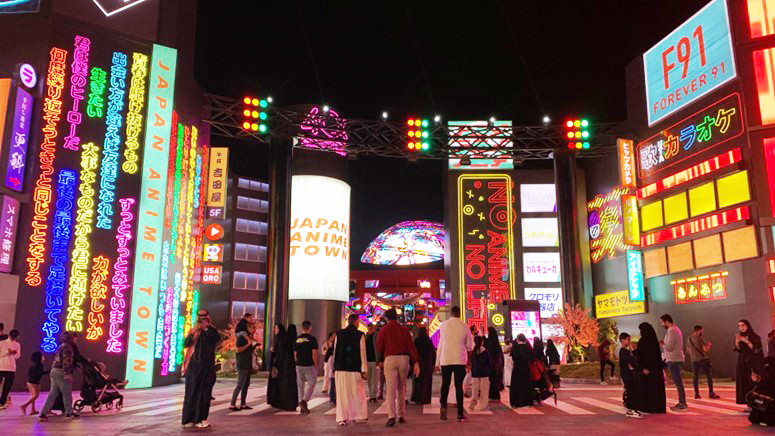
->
xmin=626 ymin=250 xmax=645 ymax=302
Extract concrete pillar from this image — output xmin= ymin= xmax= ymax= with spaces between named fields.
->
xmin=554 ymin=149 xmax=583 ymax=306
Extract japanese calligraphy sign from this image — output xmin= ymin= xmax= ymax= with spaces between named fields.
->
xmin=637 ymin=93 xmax=743 ymax=179
xmin=643 ymin=0 xmax=736 ymax=126
xmin=456 ymin=174 xmax=517 ymax=331
xmin=595 ymin=290 xmax=646 ymax=318
xmin=587 ymin=187 xmax=629 ymax=263
xmin=0 ymin=195 xmax=20 ymax=273
xmin=206 ymin=147 xmax=228 ymax=208
xmin=525 ymin=288 xmax=562 ymax=318
xmin=5 ymin=87 xmax=33 ymax=191
xmin=672 ymin=271 xmax=728 ymax=304
xmin=617 ymin=138 xmax=636 ymax=188
xmin=626 ymin=250 xmax=645 ymax=301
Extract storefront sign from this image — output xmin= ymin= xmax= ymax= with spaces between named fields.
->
xmin=587 ymin=188 xmax=629 ymax=263
xmin=201 ymin=265 xmax=222 ymax=284
xmin=637 ymin=93 xmax=743 ymax=179
xmin=5 ymin=87 xmax=33 ymax=191
xmin=206 ymin=147 xmax=228 ymax=214
xmin=18 ymin=63 xmax=36 ymax=88
xmin=617 ymin=138 xmax=636 ymax=188
xmin=626 ymin=250 xmax=645 ymax=301
xmin=622 ymin=194 xmax=640 ymax=246
xmin=672 ymin=271 xmax=728 ymax=304
xmin=523 ymin=252 xmax=561 ymax=282
xmin=643 ymin=0 xmax=736 ymax=126
xmin=521 ymin=218 xmax=559 ymax=247
xmin=525 ymin=288 xmax=562 ymax=318
xmin=0 ymin=195 xmax=20 ymax=273
xmin=520 ymin=184 xmax=556 ymax=213
xmin=595 ymin=290 xmax=646 ymax=318
xmin=203 ymin=243 xmax=223 ymax=262
xmin=448 ymin=121 xmax=513 ymax=170
xmin=456 ymin=174 xmax=517 ymax=331
xmin=204 ymin=223 xmax=223 ymax=241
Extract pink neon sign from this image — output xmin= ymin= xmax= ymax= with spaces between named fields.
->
xmin=106 ymin=197 xmax=135 ymax=353
xmin=298 ymin=106 xmax=348 ymax=156
xmin=63 ymin=35 xmax=91 ymax=151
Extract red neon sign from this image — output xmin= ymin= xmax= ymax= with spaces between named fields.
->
xmin=640 ymin=205 xmax=749 ymax=247
xmin=763 ymin=138 xmax=775 ymax=216
xmin=637 ymin=148 xmax=741 ymax=199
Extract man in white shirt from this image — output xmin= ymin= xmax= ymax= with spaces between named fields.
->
xmin=435 ymin=306 xmax=473 ymax=422
xmin=0 ymin=329 xmax=21 ymax=408
xmin=660 ymin=314 xmax=688 ymax=412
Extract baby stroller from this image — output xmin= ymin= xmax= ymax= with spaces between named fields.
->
xmin=73 ymin=360 xmax=126 ymax=413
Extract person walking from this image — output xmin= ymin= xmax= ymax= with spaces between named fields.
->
xmin=20 ymin=351 xmax=48 ymax=415
xmin=659 ymin=314 xmax=688 ymax=412
xmin=333 ymin=314 xmax=368 ymax=426
xmin=295 ymin=321 xmax=319 ymax=415
xmin=509 ymin=333 xmax=536 ymax=408
xmin=597 ymin=339 xmax=615 ymax=385
xmin=376 ymin=309 xmax=420 ymax=427
xmin=267 ymin=323 xmax=298 ymax=411
xmin=546 ymin=339 xmax=562 ymax=388
xmin=486 ymin=327 xmax=504 ymax=400
xmin=767 ymin=330 xmax=775 ymax=358
xmin=322 ymin=332 xmax=336 ymax=405
xmin=686 ymin=325 xmax=719 ymax=400
xmin=436 ymin=306 xmax=474 ymax=422
xmin=411 ymin=326 xmax=435 ymax=405
xmin=619 ymin=333 xmax=644 ymax=418
xmin=470 ymin=336 xmax=491 ymax=411
xmin=502 ymin=339 xmax=513 ymax=389
xmin=181 ymin=309 xmax=221 ymax=428
xmin=0 ymin=329 xmax=20 ymax=409
xmin=634 ymin=322 xmax=666 ymax=413
xmin=365 ymin=324 xmax=380 ymax=403
xmin=39 ymin=332 xmax=78 ymax=420
xmin=229 ymin=320 xmax=258 ymax=411
xmin=735 ymin=319 xmax=764 ymax=410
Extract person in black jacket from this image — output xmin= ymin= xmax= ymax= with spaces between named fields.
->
xmin=619 ymin=333 xmax=644 ymax=419
xmin=634 ymin=322 xmax=666 ymax=413
xmin=546 ymin=339 xmax=562 ymax=388
xmin=470 ymin=336 xmax=492 ymax=410
xmin=748 ymin=356 xmax=775 ymax=426
xmin=20 ymin=351 xmax=48 ymax=415
xmin=181 ymin=309 xmax=221 ymax=429
xmin=736 ymin=319 xmax=765 ymax=410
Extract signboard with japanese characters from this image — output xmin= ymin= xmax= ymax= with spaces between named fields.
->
xmin=523 ymin=252 xmax=561 ymax=282
xmin=206 ymin=147 xmax=228 ymax=219
xmin=587 ymin=188 xmax=629 ymax=263
xmin=672 ymin=271 xmax=728 ymax=304
xmin=595 ymin=290 xmax=647 ymax=318
xmin=5 ymin=87 xmax=33 ymax=191
xmin=0 ymin=195 xmax=20 ymax=273
xmin=626 ymin=250 xmax=645 ymax=301
xmin=636 ymin=93 xmax=743 ymax=179
xmin=525 ymin=288 xmax=562 ymax=318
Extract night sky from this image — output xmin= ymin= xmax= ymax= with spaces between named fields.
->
xmin=194 ymin=0 xmax=711 ymax=266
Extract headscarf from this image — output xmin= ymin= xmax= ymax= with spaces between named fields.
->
xmin=286 ymin=324 xmax=298 ymax=350
xmin=486 ymin=327 xmax=501 ymax=354
xmin=739 ymin=319 xmax=763 ymax=356
xmin=273 ymin=323 xmax=287 ymax=352
xmin=635 ymin=322 xmax=662 ymax=370
xmin=533 ymin=337 xmax=546 ymax=362
xmin=546 ymin=339 xmax=561 ymax=364
xmin=739 ymin=319 xmax=760 ymax=340
xmin=414 ymin=327 xmax=434 ymax=361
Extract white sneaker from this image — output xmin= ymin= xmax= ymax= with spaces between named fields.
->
xmin=600 ymin=381 xmax=608 ymax=386
xmin=195 ymin=420 xmax=210 ymax=428
xmin=625 ymin=409 xmax=643 ymax=419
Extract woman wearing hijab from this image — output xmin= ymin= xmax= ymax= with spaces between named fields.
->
xmin=486 ymin=327 xmax=504 ymax=400
xmin=634 ymin=322 xmax=666 ymax=413
xmin=411 ymin=327 xmax=435 ymax=405
xmin=735 ymin=319 xmax=764 ymax=408
xmin=546 ymin=339 xmax=562 ymax=388
xmin=267 ymin=323 xmax=298 ymax=411
xmin=509 ymin=334 xmax=536 ymax=408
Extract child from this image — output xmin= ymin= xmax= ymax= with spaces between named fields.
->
xmin=619 ymin=333 xmax=643 ymax=419
xmin=470 ymin=336 xmax=491 ymax=411
xmin=20 ymin=351 xmax=48 ymax=416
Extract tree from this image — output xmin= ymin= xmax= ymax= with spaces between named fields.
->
xmin=545 ymin=303 xmax=600 ymax=363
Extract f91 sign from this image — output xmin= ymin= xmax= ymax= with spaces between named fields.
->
xmin=643 ymin=0 xmax=736 ymax=126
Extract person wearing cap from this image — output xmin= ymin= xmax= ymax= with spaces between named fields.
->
xmin=181 ymin=309 xmax=221 ymax=429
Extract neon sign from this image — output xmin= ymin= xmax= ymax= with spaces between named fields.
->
xmin=637 ymin=148 xmax=741 ymax=199
xmin=107 ymin=197 xmax=134 ymax=353
xmin=626 ymin=250 xmax=645 ymax=301
xmin=617 ymin=138 xmax=636 ymax=188
xmin=5 ymin=87 xmax=33 ymax=191
xmin=637 ymin=93 xmax=743 ymax=179
xmin=641 ymin=205 xmax=749 ymax=246
xmin=672 ymin=271 xmax=728 ymax=304
xmin=121 ymin=53 xmax=148 ymax=175
xmin=181 ymin=127 xmax=197 ymax=345
xmin=65 ymin=141 xmax=100 ymax=332
xmin=298 ymin=106 xmax=348 ymax=156
xmin=587 ymin=187 xmax=629 ymax=263
xmin=25 ymin=47 xmax=68 ymax=287
xmin=86 ymin=66 xmax=106 ymax=118
xmin=41 ymin=169 xmax=76 ymax=352
xmin=63 ymin=35 xmax=90 ymax=151
xmin=456 ymin=174 xmax=517 ymax=332
xmin=96 ymin=52 xmax=127 ymax=230
xmin=86 ymin=255 xmax=110 ymax=340
xmin=0 ymin=195 xmax=21 ymax=273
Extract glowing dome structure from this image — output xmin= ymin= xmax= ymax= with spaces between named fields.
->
xmin=360 ymin=220 xmax=444 ymax=265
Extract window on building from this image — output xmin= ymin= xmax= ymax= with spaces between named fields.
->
xmin=238 ymin=178 xmax=251 ymax=189
xmin=237 ymin=196 xmax=269 ymax=213
xmin=233 ymin=272 xmax=266 ymax=290
xmin=236 ymin=218 xmax=268 ymax=235
xmin=235 ymin=243 xmax=262 ymax=262
xmin=238 ymin=178 xmax=270 ymax=193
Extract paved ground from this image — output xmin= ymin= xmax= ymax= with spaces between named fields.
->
xmin=0 ymin=376 xmax=768 ymax=435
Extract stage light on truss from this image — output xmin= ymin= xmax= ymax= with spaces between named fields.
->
xmin=382 ymin=111 xmax=389 ymax=119
xmin=242 ymin=95 xmax=270 ymax=134
xmin=434 ymin=115 xmax=441 ymax=123
xmin=322 ymin=105 xmax=330 ymax=112
xmin=542 ymin=115 xmax=551 ymax=125
xmin=406 ymin=118 xmax=430 ymax=152
xmin=564 ymin=117 xmax=590 ymax=151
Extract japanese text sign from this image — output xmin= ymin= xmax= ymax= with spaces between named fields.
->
xmin=643 ymin=0 xmax=736 ymax=126
xmin=525 ymin=288 xmax=562 ymax=318
xmin=617 ymin=138 xmax=636 ymax=188
xmin=5 ymin=88 xmax=33 ymax=191
xmin=622 ymin=194 xmax=640 ymax=246
xmin=587 ymin=188 xmax=629 ymax=263
xmin=672 ymin=271 xmax=727 ymax=304
xmin=595 ymin=290 xmax=646 ymax=318
xmin=626 ymin=250 xmax=645 ymax=301
xmin=0 ymin=195 xmax=20 ymax=273
xmin=207 ymin=147 xmax=228 ymax=208
xmin=523 ymin=252 xmax=561 ymax=282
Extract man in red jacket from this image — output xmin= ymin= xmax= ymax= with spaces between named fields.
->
xmin=376 ymin=309 xmax=420 ymax=427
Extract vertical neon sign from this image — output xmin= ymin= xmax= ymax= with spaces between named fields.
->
xmin=121 ymin=53 xmax=148 ymax=175
xmin=182 ymin=127 xmax=197 ymax=340
xmin=25 ymin=47 xmax=68 ymax=287
xmin=86 ymin=255 xmax=110 ymax=340
xmin=63 ymin=35 xmax=90 ymax=151
xmin=86 ymin=66 xmax=106 ymax=118
xmin=125 ymin=44 xmax=177 ymax=387
xmin=107 ymin=197 xmax=134 ymax=353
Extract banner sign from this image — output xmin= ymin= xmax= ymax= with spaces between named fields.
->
xmin=0 ymin=195 xmax=20 ymax=272
xmin=525 ymin=288 xmax=562 ymax=318
xmin=5 ymin=87 xmax=33 ymax=191
xmin=626 ymin=250 xmax=645 ymax=301
xmin=637 ymin=93 xmax=743 ymax=179
xmin=622 ymin=194 xmax=640 ymax=246
xmin=595 ymin=290 xmax=646 ymax=318
xmin=672 ymin=271 xmax=728 ymax=304
xmin=643 ymin=0 xmax=736 ymax=126
xmin=587 ymin=188 xmax=629 ymax=263
xmin=617 ymin=138 xmax=636 ymax=188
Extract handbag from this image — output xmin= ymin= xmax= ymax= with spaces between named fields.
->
xmin=747 ymin=387 xmax=773 ymax=412
xmin=270 ymin=367 xmax=279 ymax=379
xmin=689 ymin=336 xmax=711 ymax=367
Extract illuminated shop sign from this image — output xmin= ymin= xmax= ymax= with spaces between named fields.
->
xmin=525 ymin=288 xmax=562 ymax=318
xmin=5 ymin=87 xmax=33 ymax=191
xmin=637 ymin=148 xmax=741 ymax=199
xmin=638 ymin=93 xmax=743 ymax=179
xmin=201 ymin=265 xmax=222 ymax=285
xmin=0 ymin=0 xmax=40 ymax=13
xmin=641 ymin=205 xmax=749 ymax=246
xmin=206 ymin=147 xmax=228 ymax=218
xmin=617 ymin=139 xmax=637 ymax=188
xmin=288 ymin=175 xmax=351 ymax=301
xmin=523 ymin=252 xmax=561 ymax=282
xmin=595 ymin=290 xmax=646 ymax=318
xmin=626 ymin=250 xmax=645 ymax=301
xmin=521 ymin=218 xmax=559 ymax=247
xmin=0 ymin=195 xmax=20 ymax=273
xmin=587 ymin=188 xmax=629 ymax=263
xmin=456 ymin=174 xmax=517 ymax=331
xmin=297 ymin=106 xmax=348 ymax=156
xmin=672 ymin=271 xmax=728 ymax=304
xmin=520 ymin=184 xmax=556 ymax=213
xmin=622 ymin=195 xmax=640 ymax=246
xmin=448 ymin=121 xmax=513 ymax=170
xmin=643 ymin=0 xmax=736 ymax=126
xmin=0 ymin=80 xmax=9 ymax=148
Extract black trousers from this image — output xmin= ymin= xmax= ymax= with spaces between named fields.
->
xmin=440 ymin=365 xmax=467 ymax=416
xmin=600 ymin=360 xmax=615 ymax=381
xmin=0 ymin=371 xmax=14 ymax=405
xmin=622 ymin=378 xmax=639 ymax=411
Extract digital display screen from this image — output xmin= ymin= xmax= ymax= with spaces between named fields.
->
xmin=510 ymin=310 xmax=541 ymax=343
xmin=520 ymin=184 xmax=556 ymax=213
xmin=521 ymin=218 xmax=558 ymax=247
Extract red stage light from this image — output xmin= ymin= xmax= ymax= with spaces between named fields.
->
xmin=408 ymin=142 xmax=415 ymax=149
xmin=243 ymin=109 xmax=250 ymax=116
xmin=567 ymin=142 xmax=574 ymax=149
xmin=566 ymin=120 xmax=573 ymax=128
xmin=408 ymin=119 xmax=415 ymax=126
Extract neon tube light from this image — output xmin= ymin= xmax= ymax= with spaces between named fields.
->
xmin=182 ymin=127 xmax=197 ymax=340
xmin=86 ymin=255 xmax=110 ymax=340
xmin=637 ymin=148 xmax=741 ymax=199
xmin=121 ymin=53 xmax=148 ymax=175
xmin=640 ymin=205 xmax=749 ymax=246
xmin=63 ymin=36 xmax=91 ymax=151
xmin=86 ymin=66 xmax=106 ymax=118
xmin=171 ymin=271 xmax=182 ymax=367
xmin=762 ymin=138 xmax=775 ymax=216
xmin=107 ymin=197 xmax=134 ymax=353
xmin=163 ymin=112 xmax=178 ymax=230
xmin=157 ymin=240 xmax=170 ymax=370
xmin=96 ymin=52 xmax=127 ymax=230
xmin=169 ymin=123 xmax=183 ymax=261
xmin=25 ymin=47 xmax=68 ymax=287
xmin=41 ymin=169 xmax=76 ymax=352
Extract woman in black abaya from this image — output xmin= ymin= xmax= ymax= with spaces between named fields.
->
xmin=487 ymin=327 xmax=505 ymax=400
xmin=411 ymin=327 xmax=435 ymax=404
xmin=735 ymin=319 xmax=764 ymax=406
xmin=509 ymin=334 xmax=536 ymax=408
xmin=267 ymin=323 xmax=298 ymax=411
xmin=634 ymin=322 xmax=666 ymax=413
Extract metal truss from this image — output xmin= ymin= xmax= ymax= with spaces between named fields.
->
xmin=204 ymin=93 xmax=630 ymax=160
